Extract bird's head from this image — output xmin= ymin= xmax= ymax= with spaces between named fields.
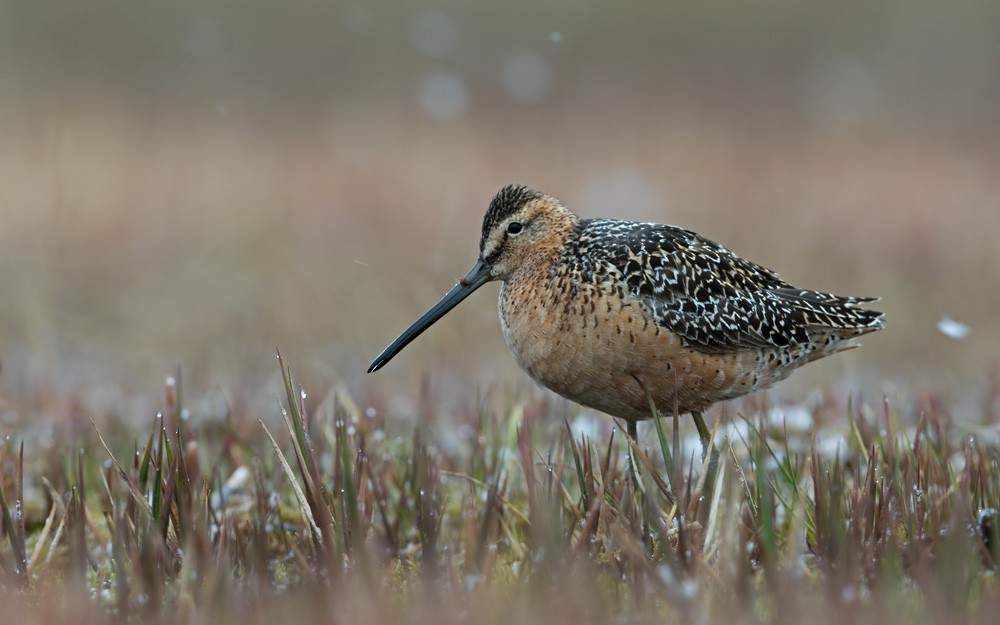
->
xmin=477 ymin=184 xmax=578 ymax=279
xmin=367 ymin=184 xmax=576 ymax=373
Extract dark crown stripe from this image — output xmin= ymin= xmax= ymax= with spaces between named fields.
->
xmin=480 ymin=184 xmax=545 ymax=252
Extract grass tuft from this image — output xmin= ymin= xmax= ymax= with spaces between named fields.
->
xmin=2 ymin=356 xmax=999 ymax=625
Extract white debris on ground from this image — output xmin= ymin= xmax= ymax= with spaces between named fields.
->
xmin=766 ymin=404 xmax=815 ymax=433
xmin=937 ymin=316 xmax=971 ymax=340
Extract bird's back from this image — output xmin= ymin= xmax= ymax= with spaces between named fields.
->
xmin=570 ymin=218 xmax=883 ymax=351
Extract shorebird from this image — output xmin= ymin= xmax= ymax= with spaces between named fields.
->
xmin=368 ymin=184 xmax=884 ymax=446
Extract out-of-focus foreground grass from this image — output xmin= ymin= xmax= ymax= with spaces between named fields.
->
xmin=2 ymin=360 xmax=999 ymax=625
xmin=1 ymin=2 xmax=999 ymax=623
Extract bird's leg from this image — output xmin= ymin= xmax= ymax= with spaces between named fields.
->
xmin=692 ymin=410 xmax=721 ymax=530
xmin=625 ymin=419 xmax=651 ymax=546
xmin=626 ymin=419 xmax=640 ymax=492
xmin=691 ymin=410 xmax=711 ymax=460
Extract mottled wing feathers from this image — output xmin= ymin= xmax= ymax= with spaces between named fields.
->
xmin=769 ymin=288 xmax=882 ymax=332
xmin=578 ymin=219 xmax=884 ymax=353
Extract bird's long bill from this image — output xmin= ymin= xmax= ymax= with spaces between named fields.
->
xmin=367 ymin=259 xmax=492 ymax=373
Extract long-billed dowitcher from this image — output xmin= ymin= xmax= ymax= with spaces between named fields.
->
xmin=368 ymin=184 xmax=883 ymax=445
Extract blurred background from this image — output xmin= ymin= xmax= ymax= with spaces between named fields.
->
xmin=1 ymin=1 xmax=998 ymax=426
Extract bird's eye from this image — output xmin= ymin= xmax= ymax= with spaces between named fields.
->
xmin=506 ymin=221 xmax=524 ymax=236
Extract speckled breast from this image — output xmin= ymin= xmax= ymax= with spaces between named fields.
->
xmin=496 ymin=270 xmax=767 ymax=420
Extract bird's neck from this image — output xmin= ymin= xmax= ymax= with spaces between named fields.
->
xmin=516 ymin=213 xmax=580 ymax=280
